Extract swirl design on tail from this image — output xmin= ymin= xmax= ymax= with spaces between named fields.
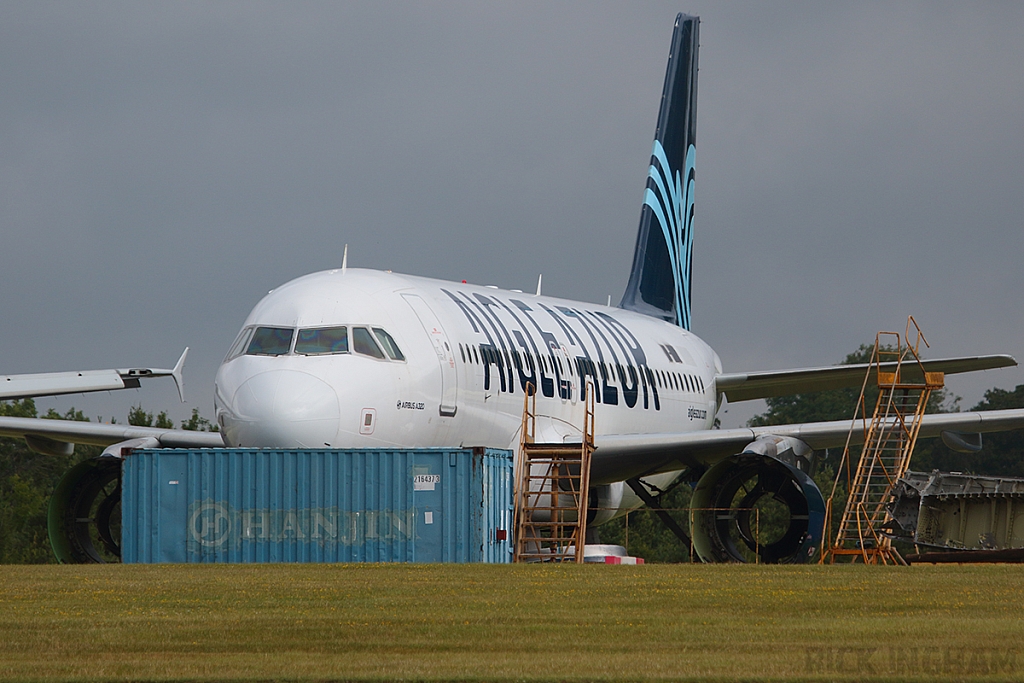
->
xmin=643 ymin=140 xmax=695 ymax=329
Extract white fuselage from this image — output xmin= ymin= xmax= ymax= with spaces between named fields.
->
xmin=213 ymin=268 xmax=722 ymax=519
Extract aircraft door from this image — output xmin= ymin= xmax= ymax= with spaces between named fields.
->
xmin=402 ymin=294 xmax=458 ymax=417
xmin=554 ymin=344 xmax=576 ymax=405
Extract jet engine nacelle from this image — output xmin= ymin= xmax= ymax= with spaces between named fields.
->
xmin=690 ymin=436 xmax=825 ymax=563
xmin=48 ymin=438 xmax=164 ymax=563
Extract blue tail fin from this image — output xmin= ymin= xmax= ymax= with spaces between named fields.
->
xmin=620 ymin=14 xmax=699 ymax=330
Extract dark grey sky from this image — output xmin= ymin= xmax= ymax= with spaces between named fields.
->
xmin=2 ymin=2 xmax=1022 ymax=429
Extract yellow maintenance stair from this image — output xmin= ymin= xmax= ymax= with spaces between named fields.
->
xmin=823 ymin=317 xmax=944 ymax=565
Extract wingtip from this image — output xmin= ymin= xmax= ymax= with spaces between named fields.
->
xmin=172 ymin=348 xmax=188 ymax=403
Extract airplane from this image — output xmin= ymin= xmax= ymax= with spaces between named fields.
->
xmin=3 ymin=14 xmax=1024 ymax=565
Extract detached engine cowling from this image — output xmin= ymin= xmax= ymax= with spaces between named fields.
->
xmin=47 ymin=438 xmax=159 ymax=563
xmin=48 ymin=456 xmax=123 ymax=564
xmin=690 ymin=436 xmax=825 ymax=564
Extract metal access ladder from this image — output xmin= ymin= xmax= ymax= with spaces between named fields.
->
xmin=823 ymin=317 xmax=945 ymax=565
xmin=513 ymin=382 xmax=595 ymax=563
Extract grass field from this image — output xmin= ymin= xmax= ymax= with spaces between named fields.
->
xmin=1 ymin=563 xmax=1023 ymax=682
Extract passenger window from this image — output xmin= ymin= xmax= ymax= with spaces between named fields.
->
xmin=352 ymin=327 xmax=385 ymax=359
xmin=246 ymin=327 xmax=294 ymax=356
xmin=226 ymin=327 xmax=254 ymax=360
xmin=295 ymin=327 xmax=348 ymax=355
xmin=372 ymin=328 xmax=406 ymax=361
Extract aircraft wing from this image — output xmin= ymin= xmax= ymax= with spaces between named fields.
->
xmin=0 ymin=349 xmax=189 ymax=402
xmin=0 ymin=415 xmax=223 ymax=453
xmin=715 ymin=354 xmax=1016 ymax=402
xmin=590 ymin=408 xmax=1024 ymax=484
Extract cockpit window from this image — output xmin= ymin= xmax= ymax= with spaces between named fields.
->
xmin=372 ymin=328 xmax=405 ymax=361
xmin=352 ymin=327 xmax=385 ymax=359
xmin=246 ymin=326 xmax=294 ymax=356
xmin=226 ymin=327 xmax=254 ymax=360
xmin=295 ymin=327 xmax=349 ymax=355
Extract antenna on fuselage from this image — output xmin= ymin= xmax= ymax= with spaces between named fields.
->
xmin=342 ymin=244 xmax=348 ymax=274
xmin=607 ymin=295 xmax=612 ymax=307
xmin=535 ymin=274 xmax=542 ymax=296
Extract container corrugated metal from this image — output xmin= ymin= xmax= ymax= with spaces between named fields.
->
xmin=121 ymin=447 xmax=513 ymax=564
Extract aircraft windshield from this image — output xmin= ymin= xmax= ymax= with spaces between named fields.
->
xmin=372 ymin=328 xmax=405 ymax=361
xmin=352 ymin=327 xmax=385 ymax=359
xmin=226 ymin=328 xmax=254 ymax=360
xmin=246 ymin=327 xmax=294 ymax=356
xmin=295 ymin=327 xmax=349 ymax=355
xmin=233 ymin=324 xmax=401 ymax=360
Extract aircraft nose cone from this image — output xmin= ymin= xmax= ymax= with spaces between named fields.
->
xmin=224 ymin=370 xmax=340 ymax=448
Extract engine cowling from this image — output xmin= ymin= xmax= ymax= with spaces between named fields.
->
xmin=690 ymin=437 xmax=825 ymax=563
xmin=48 ymin=456 xmax=122 ymax=564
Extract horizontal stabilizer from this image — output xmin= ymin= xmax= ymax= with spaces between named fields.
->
xmin=716 ymin=354 xmax=1016 ymax=403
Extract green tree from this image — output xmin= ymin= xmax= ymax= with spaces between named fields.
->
xmin=180 ymin=408 xmax=218 ymax=432
xmin=913 ymin=385 xmax=1024 ymax=477
xmin=1 ymin=402 xmax=218 ymax=563
xmin=0 ymin=474 xmax=53 ymax=563
xmin=127 ymin=405 xmax=174 ymax=429
xmin=44 ymin=406 xmax=88 ymax=422
xmin=0 ymin=400 xmax=96 ymax=563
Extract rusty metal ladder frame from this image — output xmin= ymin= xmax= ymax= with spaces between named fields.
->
xmin=513 ymin=381 xmax=595 ymax=563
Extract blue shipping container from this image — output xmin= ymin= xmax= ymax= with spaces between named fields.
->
xmin=121 ymin=447 xmax=513 ymax=563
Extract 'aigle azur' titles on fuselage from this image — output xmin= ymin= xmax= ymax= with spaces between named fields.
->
xmin=214 ymin=268 xmax=721 ymax=459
